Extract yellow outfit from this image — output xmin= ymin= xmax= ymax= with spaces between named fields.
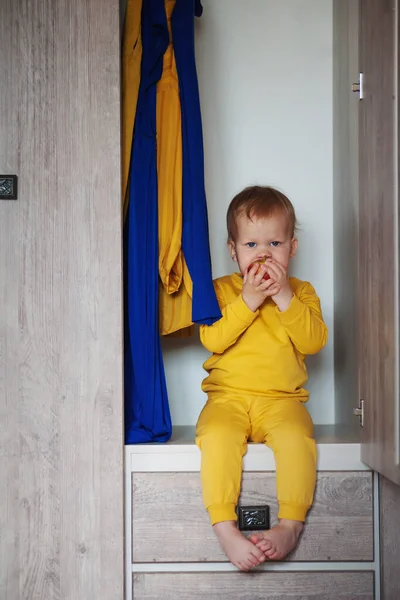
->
xmin=196 ymin=273 xmax=328 ymax=525
xmin=157 ymin=0 xmax=194 ymax=336
xmin=121 ymin=0 xmax=143 ymax=221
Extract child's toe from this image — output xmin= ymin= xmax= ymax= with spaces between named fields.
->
xmin=257 ymin=541 xmax=272 ymax=553
xmin=249 ymin=532 xmax=264 ymax=544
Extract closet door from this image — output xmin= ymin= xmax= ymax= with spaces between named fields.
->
xmin=358 ymin=0 xmax=400 ymax=485
xmin=0 ymin=1 xmax=124 ymax=598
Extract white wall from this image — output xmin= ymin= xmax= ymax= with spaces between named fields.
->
xmin=163 ymin=0 xmax=334 ymax=425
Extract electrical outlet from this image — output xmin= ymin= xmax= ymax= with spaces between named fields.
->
xmin=237 ymin=505 xmax=270 ymax=531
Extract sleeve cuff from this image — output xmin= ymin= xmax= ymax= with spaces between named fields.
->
xmin=276 ymin=293 xmax=305 ymax=325
xmin=232 ymin=294 xmax=259 ymax=323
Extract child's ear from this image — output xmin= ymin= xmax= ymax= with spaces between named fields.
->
xmin=290 ymin=237 xmax=298 ymax=258
xmin=228 ymin=240 xmax=237 ymax=262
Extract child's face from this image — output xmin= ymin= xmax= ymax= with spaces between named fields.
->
xmin=228 ymin=211 xmax=298 ymax=275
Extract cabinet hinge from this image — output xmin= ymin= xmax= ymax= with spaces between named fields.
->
xmin=351 ymin=72 xmax=364 ymax=99
xmin=353 ymin=399 xmax=364 ymax=427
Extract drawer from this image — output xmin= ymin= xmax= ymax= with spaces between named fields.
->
xmin=131 ymin=471 xmax=373 ymax=563
xmin=132 ymin=572 xmax=374 ymax=600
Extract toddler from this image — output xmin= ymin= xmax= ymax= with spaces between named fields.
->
xmin=196 ymin=185 xmax=328 ymax=570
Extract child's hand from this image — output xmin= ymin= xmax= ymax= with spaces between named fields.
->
xmin=265 ymin=259 xmax=293 ymax=312
xmin=242 ymin=263 xmax=281 ymax=312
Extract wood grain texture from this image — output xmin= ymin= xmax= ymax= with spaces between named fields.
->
xmin=380 ymin=476 xmax=400 ymax=600
xmin=0 ymin=1 xmax=124 ymax=599
xmin=332 ymin=0 xmax=360 ymax=427
xmin=358 ymin=0 xmax=400 ymax=484
xmin=132 ymin=472 xmax=373 ymax=563
xmin=132 ymin=572 xmax=374 ymax=600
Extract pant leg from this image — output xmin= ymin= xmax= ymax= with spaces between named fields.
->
xmin=157 ymin=0 xmax=184 ymax=297
xmin=196 ymin=393 xmax=250 ymax=525
xmin=156 ymin=1 xmax=194 ymax=336
xmin=250 ymin=398 xmax=317 ymax=522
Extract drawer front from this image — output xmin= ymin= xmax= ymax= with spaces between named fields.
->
xmin=132 ymin=572 xmax=374 ymax=600
xmin=131 ymin=471 xmax=373 ymax=563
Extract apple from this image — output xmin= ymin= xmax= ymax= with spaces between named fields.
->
xmin=247 ymin=258 xmax=270 ymax=281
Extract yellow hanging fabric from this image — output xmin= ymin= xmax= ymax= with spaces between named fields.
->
xmin=157 ymin=0 xmax=194 ymax=336
xmin=122 ymin=0 xmax=143 ymax=221
xmin=159 ymin=262 xmax=194 ymax=336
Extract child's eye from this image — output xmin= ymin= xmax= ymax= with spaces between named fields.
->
xmin=246 ymin=242 xmax=257 ymax=248
xmin=270 ymin=241 xmax=280 ymax=247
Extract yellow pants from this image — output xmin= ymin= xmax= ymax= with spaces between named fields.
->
xmin=195 ymin=393 xmax=317 ymax=525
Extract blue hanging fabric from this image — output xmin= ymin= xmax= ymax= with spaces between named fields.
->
xmin=124 ymin=0 xmax=221 ymax=444
xmin=172 ymin=0 xmax=222 ymax=326
xmin=124 ymin=0 xmax=171 ymax=444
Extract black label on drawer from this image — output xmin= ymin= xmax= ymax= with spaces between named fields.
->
xmin=237 ymin=505 xmax=270 ymax=531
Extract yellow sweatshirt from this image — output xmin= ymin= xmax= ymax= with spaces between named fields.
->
xmin=200 ymin=274 xmax=328 ymax=401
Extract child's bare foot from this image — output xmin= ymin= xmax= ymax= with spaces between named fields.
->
xmin=213 ymin=520 xmax=266 ymax=571
xmin=250 ymin=519 xmax=303 ymax=560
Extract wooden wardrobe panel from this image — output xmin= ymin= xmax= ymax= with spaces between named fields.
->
xmin=358 ymin=0 xmax=400 ymax=484
xmin=0 ymin=1 xmax=124 ymax=598
xmin=131 ymin=472 xmax=373 ymax=563
xmin=132 ymin=572 xmax=375 ymax=600
xmin=332 ymin=0 xmax=360 ymax=425
xmin=380 ymin=476 xmax=400 ymax=600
